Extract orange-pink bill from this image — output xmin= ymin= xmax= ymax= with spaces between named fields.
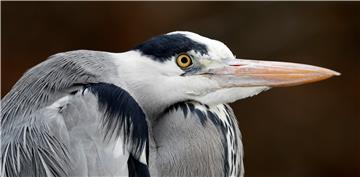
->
xmin=214 ymin=59 xmax=340 ymax=87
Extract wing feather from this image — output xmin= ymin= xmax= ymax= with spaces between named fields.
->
xmin=1 ymin=82 xmax=150 ymax=177
xmin=1 ymin=120 xmax=71 ymax=177
xmin=85 ymin=83 xmax=148 ymax=160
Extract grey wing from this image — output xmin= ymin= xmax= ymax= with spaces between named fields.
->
xmin=1 ymin=101 xmax=72 ymax=177
xmin=1 ymin=83 xmax=150 ymax=177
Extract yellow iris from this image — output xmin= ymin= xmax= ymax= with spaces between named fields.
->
xmin=176 ymin=54 xmax=192 ymax=69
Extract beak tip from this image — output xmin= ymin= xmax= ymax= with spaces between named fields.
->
xmin=334 ymin=71 xmax=341 ymax=76
xmin=325 ymin=69 xmax=341 ymax=77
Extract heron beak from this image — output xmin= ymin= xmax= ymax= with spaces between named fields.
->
xmin=210 ymin=59 xmax=340 ymax=87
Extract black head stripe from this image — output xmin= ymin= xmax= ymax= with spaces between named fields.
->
xmin=134 ymin=33 xmax=208 ymax=62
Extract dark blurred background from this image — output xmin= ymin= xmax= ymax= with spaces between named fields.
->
xmin=2 ymin=2 xmax=360 ymax=177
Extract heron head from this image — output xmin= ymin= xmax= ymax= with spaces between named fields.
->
xmin=112 ymin=31 xmax=339 ymax=116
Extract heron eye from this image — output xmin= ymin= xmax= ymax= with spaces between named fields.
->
xmin=176 ymin=54 xmax=192 ymax=69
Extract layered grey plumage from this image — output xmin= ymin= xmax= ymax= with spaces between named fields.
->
xmin=154 ymin=102 xmax=243 ymax=177
xmin=2 ymin=50 xmax=116 ymax=125
xmin=1 ymin=49 xmax=244 ymax=177
xmin=1 ymin=48 xmax=244 ymax=177
xmin=2 ymin=31 xmax=336 ymax=177
xmin=1 ymin=51 xmax=150 ymax=176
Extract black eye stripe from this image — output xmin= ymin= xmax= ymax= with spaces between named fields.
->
xmin=134 ymin=33 xmax=208 ymax=62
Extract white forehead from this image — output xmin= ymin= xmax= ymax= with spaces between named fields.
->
xmin=168 ymin=31 xmax=235 ymax=60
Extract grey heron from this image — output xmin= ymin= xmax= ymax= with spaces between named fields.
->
xmin=1 ymin=31 xmax=339 ymax=177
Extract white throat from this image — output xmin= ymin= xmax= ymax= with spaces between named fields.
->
xmin=109 ymin=51 xmax=187 ymax=118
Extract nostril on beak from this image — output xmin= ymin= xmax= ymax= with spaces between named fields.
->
xmin=229 ymin=64 xmax=243 ymax=66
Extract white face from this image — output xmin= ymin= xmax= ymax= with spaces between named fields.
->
xmin=164 ymin=31 xmax=270 ymax=105
xmin=111 ymin=31 xmax=338 ymax=116
xmin=111 ymin=31 xmax=267 ymax=115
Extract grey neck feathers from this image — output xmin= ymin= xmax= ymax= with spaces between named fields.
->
xmin=1 ymin=50 xmax=117 ymax=126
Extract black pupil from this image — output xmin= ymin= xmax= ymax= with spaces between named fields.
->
xmin=181 ymin=57 xmax=188 ymax=64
